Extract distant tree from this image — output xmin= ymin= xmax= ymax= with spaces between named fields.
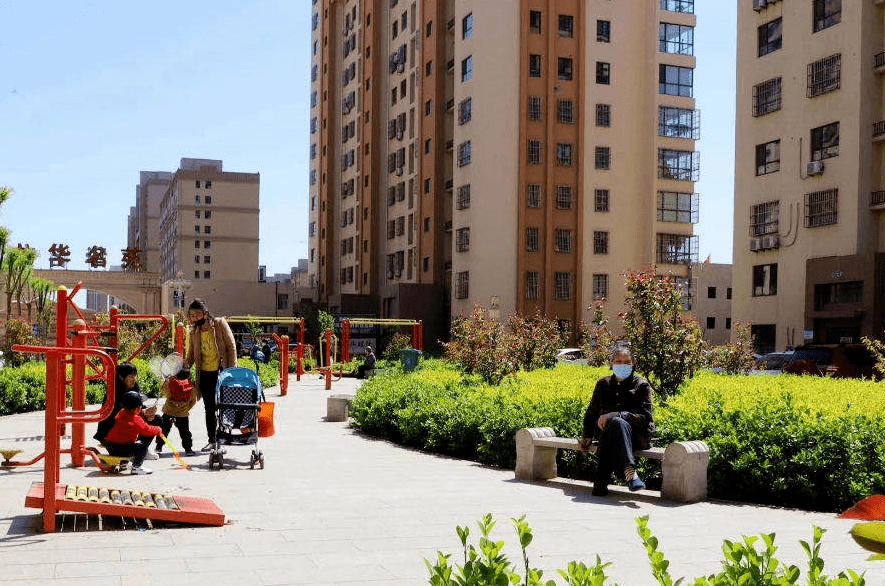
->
xmin=709 ymin=321 xmax=756 ymax=374
xmin=580 ymin=301 xmax=615 ymax=367
xmin=25 ymin=276 xmax=54 ymax=341
xmin=3 ymin=246 xmax=37 ymax=320
xmin=862 ymin=333 xmax=885 ymax=379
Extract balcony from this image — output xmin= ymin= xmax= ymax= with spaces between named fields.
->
xmin=872 ymin=190 xmax=885 ymax=210
xmin=876 ymin=52 xmax=885 ymax=72
xmin=874 ymin=120 xmax=885 ymax=142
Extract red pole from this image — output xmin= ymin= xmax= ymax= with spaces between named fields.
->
xmin=70 ymin=323 xmax=88 ymax=467
xmin=412 ymin=323 xmax=417 ymax=349
xmin=342 ymin=319 xmax=350 ymax=362
xmin=324 ymin=329 xmax=332 ymax=391
xmin=55 ymin=288 xmax=68 ymax=438
xmin=44 ymin=349 xmax=59 ymax=533
xmin=277 ymin=334 xmax=289 ymax=396
xmin=418 ymin=321 xmax=424 ymax=351
xmin=297 ymin=319 xmax=304 ymax=380
xmin=176 ymin=323 xmax=185 ymax=356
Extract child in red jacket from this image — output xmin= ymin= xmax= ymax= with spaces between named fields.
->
xmin=104 ymin=390 xmax=163 ymax=475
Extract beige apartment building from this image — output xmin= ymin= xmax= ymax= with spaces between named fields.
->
xmin=689 ymin=261 xmax=733 ymax=346
xmin=733 ymin=0 xmax=884 ymax=354
xmin=309 ymin=0 xmax=700 ymax=345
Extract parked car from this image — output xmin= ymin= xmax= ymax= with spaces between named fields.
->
xmin=750 ymin=351 xmax=794 ymax=375
xmin=556 ymin=348 xmax=587 ymax=364
xmin=782 ymin=344 xmax=877 ymax=379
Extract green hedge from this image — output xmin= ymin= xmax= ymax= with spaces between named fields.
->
xmin=351 ymin=360 xmax=885 ymax=512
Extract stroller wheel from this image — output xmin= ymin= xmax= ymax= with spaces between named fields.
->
xmin=217 ymin=454 xmax=224 ymax=469
xmin=259 ymin=454 xmax=265 ymax=469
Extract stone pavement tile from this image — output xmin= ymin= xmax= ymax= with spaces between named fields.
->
xmin=184 ymin=551 xmax=315 ymax=573
xmin=53 ymin=558 xmax=188 ymax=579
xmin=3 ymin=578 xmax=121 ymax=586
xmin=0 ymin=543 xmax=120 ymax=564
xmin=257 ymin=561 xmax=395 ymax=585
xmin=126 ymin=570 xmax=260 ymax=586
xmin=132 ymin=542 xmax=240 ymax=561
xmin=0 ymin=560 xmax=56 ymax=581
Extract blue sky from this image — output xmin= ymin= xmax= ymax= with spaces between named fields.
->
xmin=0 ymin=0 xmax=735 ymax=276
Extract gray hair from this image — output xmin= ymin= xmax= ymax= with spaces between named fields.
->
xmin=609 ymin=346 xmax=633 ymax=363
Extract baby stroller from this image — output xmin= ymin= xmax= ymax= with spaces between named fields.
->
xmin=208 ymin=362 xmax=266 ymax=470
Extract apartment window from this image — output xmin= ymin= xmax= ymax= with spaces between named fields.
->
xmin=558 ymin=57 xmax=573 ymax=81
xmin=195 ymin=271 xmax=200 ymax=278
xmin=526 ymin=227 xmax=540 ymax=252
xmin=656 ymin=233 xmax=698 ymax=265
xmin=560 ymin=15 xmax=575 ymax=38
xmin=461 ymin=56 xmax=473 ymax=82
xmin=659 ymin=106 xmax=700 ymax=139
xmin=707 ymin=287 xmax=717 ymax=299
xmin=425 ymin=99 xmax=432 ymax=116
xmin=203 ymin=255 xmax=210 ymax=264
xmin=596 ymin=62 xmax=610 ymax=85
xmin=593 ymin=231 xmax=609 ymax=254
xmin=813 ymin=0 xmax=841 ymax=32
xmin=205 ymin=196 xmax=211 ymax=204
xmin=424 ymin=178 xmax=432 ymax=193
xmin=423 ymin=139 xmax=432 ymax=155
xmin=311 ymin=12 xmax=318 ymax=30
xmin=195 ymin=195 xmax=200 ymax=203
xmin=425 ymin=61 xmax=432 ymax=76
xmin=457 ymin=141 xmax=472 ymax=167
xmin=526 ymin=271 xmax=540 ymax=300
xmin=594 ymin=147 xmax=610 ymax=170
xmin=462 ymin=13 xmax=473 ymax=38
xmin=204 ymin=181 xmax=211 ymax=189
xmin=424 ymin=217 xmax=431 ymax=232
xmin=204 ymin=271 xmax=211 ymax=279
xmin=554 ymin=272 xmax=571 ymax=300
xmin=592 ymin=274 xmax=609 ymax=300
xmin=310 ymin=117 xmax=318 ymax=133
xmin=457 ymin=184 xmax=471 ymax=210
xmin=392 ymin=20 xmax=398 ymax=38
xmin=529 ymin=54 xmax=541 ymax=77
xmin=555 ymin=229 xmax=572 ymax=253
xmin=758 ymin=18 xmax=782 ymax=57
xmin=706 ymin=317 xmax=716 ymax=329
xmin=204 ymin=210 xmax=211 ymax=219
xmin=658 ymin=148 xmax=700 ymax=181
xmin=752 ymin=77 xmax=782 ymax=117
xmin=595 ymin=189 xmax=610 ymax=212
xmin=555 ymin=185 xmax=572 ymax=210
xmin=527 ymin=184 xmax=541 ymax=208
xmin=660 ymin=0 xmax=694 ymax=13
xmin=727 ymin=288 xmax=732 ymax=300
xmin=596 ymin=104 xmax=611 ymax=127
xmin=194 ymin=240 xmax=200 ymax=249
xmin=456 ymin=271 xmax=469 ymax=299
xmin=657 ymin=191 xmax=698 ymax=223
xmin=528 ymin=140 xmax=542 ymax=164
xmin=423 ymin=257 xmax=429 ymax=272
xmin=311 ymin=65 xmax=317 ymax=82
xmin=458 ymin=97 xmax=472 ymax=124
xmin=204 ymin=240 xmax=210 ymax=248
xmin=750 ymin=201 xmax=779 ymax=236
xmin=456 ymin=227 xmax=470 ymax=252
xmin=557 ymin=143 xmax=573 ymax=166
xmin=811 ymin=122 xmax=839 ymax=161
xmin=804 ymin=189 xmax=838 ymax=227
xmin=529 ymin=10 xmax=542 ymax=34
xmin=596 ymin=20 xmax=609 ymax=42
xmin=755 ymin=140 xmax=780 ymax=175
xmin=807 ymin=54 xmax=841 ymax=98
xmin=659 ymin=64 xmax=693 ymax=97
xmin=387 ymin=220 xmax=396 ymax=239
xmin=659 ymin=23 xmax=694 ymax=56
xmin=753 ymin=263 xmax=778 ymax=296
xmin=426 ymin=21 xmax=432 ymax=36
xmin=194 ymin=255 xmax=200 ymax=264
xmin=528 ymin=96 xmax=542 ymax=121
xmin=815 ymin=281 xmax=862 ymax=310
xmin=194 ymin=225 xmax=200 ymax=234
xmin=195 ymin=210 xmax=201 ymax=219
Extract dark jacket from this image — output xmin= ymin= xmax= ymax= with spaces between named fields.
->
xmin=582 ymin=373 xmax=655 ymax=450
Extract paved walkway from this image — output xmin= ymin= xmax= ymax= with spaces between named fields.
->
xmin=1 ymin=373 xmax=883 ymax=586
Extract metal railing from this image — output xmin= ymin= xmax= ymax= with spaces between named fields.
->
xmin=872 ymin=190 xmax=885 ymax=206
xmin=876 ymin=52 xmax=885 ymax=69
xmin=874 ymin=120 xmax=885 ymax=138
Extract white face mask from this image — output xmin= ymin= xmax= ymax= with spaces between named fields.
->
xmin=612 ymin=364 xmax=633 ymax=380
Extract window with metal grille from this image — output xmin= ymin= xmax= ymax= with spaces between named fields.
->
xmin=660 ymin=0 xmax=693 ymax=13
xmin=658 ymin=148 xmax=700 ymax=181
xmin=596 ymin=20 xmax=609 ymax=42
xmin=595 ymin=189 xmax=610 ymax=212
xmin=527 ymin=184 xmax=541 ymax=208
xmin=658 ymin=106 xmax=700 ymax=139
xmin=528 ymin=140 xmax=542 ymax=164
xmin=596 ymin=104 xmax=610 ymax=127
xmin=528 ymin=96 xmax=542 ymax=121
xmin=457 ymin=184 xmax=471 ymax=210
xmin=457 ymin=141 xmax=472 ymax=166
xmin=557 ymin=143 xmax=573 ymax=166
xmin=456 ymin=271 xmax=469 ymax=299
xmin=659 ymin=23 xmax=693 ymax=55
xmin=396 ymin=216 xmax=405 ymax=236
xmin=807 ymin=54 xmax=840 ymax=98
xmin=456 ymin=227 xmax=470 ymax=252
xmin=813 ymin=0 xmax=841 ymax=33
xmin=752 ymin=263 xmax=777 ymax=296
xmin=555 ymin=229 xmax=572 ymax=253
xmin=758 ymin=18 xmax=782 ymax=57
xmin=804 ymin=189 xmax=837 ymax=227
xmin=529 ymin=54 xmax=541 ymax=77
xmin=560 ymin=15 xmax=574 ymax=38
xmin=525 ymin=271 xmax=540 ymax=300
xmin=752 ymin=77 xmax=782 ymax=117
xmin=461 ymin=56 xmax=473 ymax=82
xmin=750 ymin=201 xmax=779 ymax=236
xmin=555 ymin=185 xmax=572 ymax=210
xmin=558 ymin=57 xmax=573 ymax=81
xmin=593 ymin=274 xmax=608 ymax=300
xmin=595 ymin=147 xmax=610 ymax=170
xmin=526 ymin=227 xmax=539 ymax=252
xmin=554 ymin=272 xmax=571 ymax=300
xmin=596 ymin=62 xmax=610 ymax=84
xmin=387 ymin=220 xmax=396 ymax=239
xmin=593 ymin=231 xmax=609 ymax=254
xmin=810 ymin=122 xmax=839 ymax=161
xmin=755 ymin=140 xmax=780 ymax=175
xmin=656 ymin=233 xmax=698 ymax=265
xmin=659 ymin=64 xmax=693 ymax=97
xmin=458 ymin=97 xmax=472 ymax=125
xmin=558 ymin=100 xmax=574 ymax=124
xmin=658 ymin=191 xmax=698 ymax=223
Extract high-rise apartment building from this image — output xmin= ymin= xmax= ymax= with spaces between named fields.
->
xmin=309 ymin=1 xmax=700 ymax=343
xmin=733 ymin=0 xmax=883 ymax=353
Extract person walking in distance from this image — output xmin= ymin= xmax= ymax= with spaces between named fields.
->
xmin=184 ymin=299 xmax=237 ymax=451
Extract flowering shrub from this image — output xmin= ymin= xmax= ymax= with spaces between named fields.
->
xmin=445 ymin=306 xmax=517 ymax=385
xmin=580 ymin=301 xmax=615 ymax=367
xmin=1 ymin=318 xmax=37 ymax=367
xmin=382 ymin=332 xmax=413 ymax=362
xmin=507 ymin=311 xmax=566 ymax=372
xmin=708 ymin=321 xmax=756 ymax=374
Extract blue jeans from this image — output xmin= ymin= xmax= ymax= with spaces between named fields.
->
xmin=596 ymin=417 xmax=636 ymax=484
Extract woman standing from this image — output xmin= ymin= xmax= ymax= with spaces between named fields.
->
xmin=184 ymin=299 xmax=237 ymax=451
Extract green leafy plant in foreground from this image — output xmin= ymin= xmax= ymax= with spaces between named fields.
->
xmin=426 ymin=515 xmax=865 ymax=586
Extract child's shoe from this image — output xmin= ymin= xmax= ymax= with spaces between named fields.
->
xmin=144 ymin=449 xmax=159 ymax=460
xmin=131 ymin=466 xmax=152 ymax=475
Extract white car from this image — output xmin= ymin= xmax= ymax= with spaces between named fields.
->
xmin=556 ymin=348 xmax=587 ymax=364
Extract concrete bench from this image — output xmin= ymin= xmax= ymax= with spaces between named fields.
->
xmin=326 ymin=393 xmax=356 ymax=422
xmin=515 ymin=427 xmax=709 ymax=502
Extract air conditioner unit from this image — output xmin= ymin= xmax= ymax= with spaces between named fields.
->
xmin=397 ymin=62 xmax=405 ymax=73
xmin=762 ymin=235 xmax=779 ymax=249
xmin=753 ymin=0 xmax=767 ymax=11
xmin=807 ymin=160 xmax=825 ymax=176
xmin=750 ymin=237 xmax=762 ymax=251
xmin=395 ymin=167 xmax=403 ymax=176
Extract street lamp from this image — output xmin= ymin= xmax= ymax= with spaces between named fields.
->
xmin=167 ymin=270 xmax=192 ymax=311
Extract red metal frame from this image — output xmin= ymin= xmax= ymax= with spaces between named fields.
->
xmin=339 ymin=318 xmax=423 ymax=363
